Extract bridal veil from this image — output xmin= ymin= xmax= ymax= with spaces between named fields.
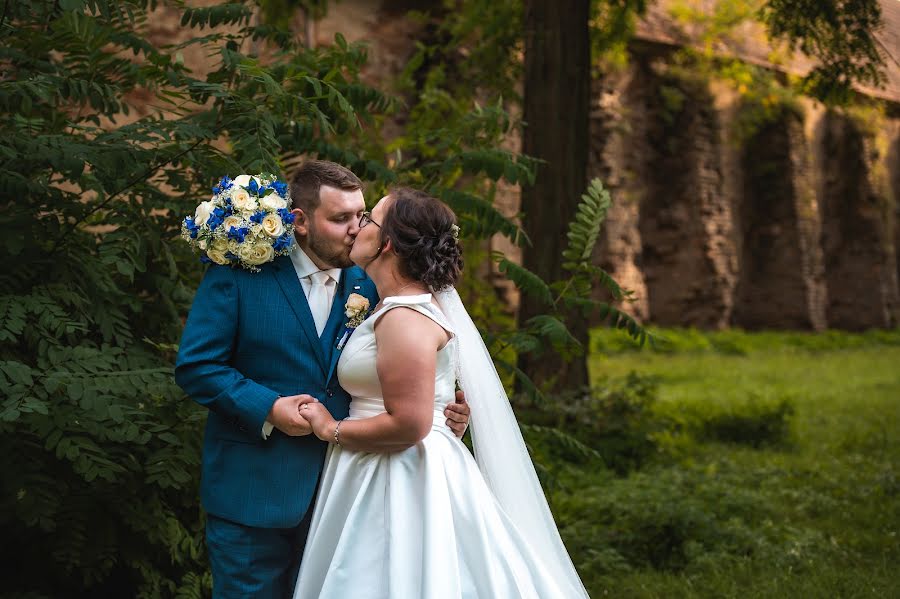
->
xmin=434 ymin=288 xmax=590 ymax=598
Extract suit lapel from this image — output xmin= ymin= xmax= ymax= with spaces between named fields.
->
xmin=325 ymin=269 xmax=365 ymax=383
xmin=271 ymin=255 xmax=327 ymax=373
xmin=320 ymin=270 xmax=348 ymax=354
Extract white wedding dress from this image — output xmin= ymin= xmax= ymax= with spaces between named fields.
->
xmin=292 ymin=294 xmax=588 ymax=599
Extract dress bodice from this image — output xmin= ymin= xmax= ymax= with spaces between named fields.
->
xmin=336 ymin=294 xmax=457 ymax=427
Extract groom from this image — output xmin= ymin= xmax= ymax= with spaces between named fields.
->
xmin=175 ymin=160 xmax=470 ymax=598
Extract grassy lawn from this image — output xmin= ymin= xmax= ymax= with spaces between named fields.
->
xmin=553 ymin=329 xmax=900 ymax=598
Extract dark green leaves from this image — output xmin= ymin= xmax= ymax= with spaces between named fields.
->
xmin=761 ymin=0 xmax=886 ymax=104
xmin=562 ymin=178 xmax=611 ymax=270
xmin=180 ymin=4 xmax=253 ymax=29
xmin=0 ymin=1 xmax=398 ymax=595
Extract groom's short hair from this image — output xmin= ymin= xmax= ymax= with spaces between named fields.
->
xmin=290 ymin=160 xmax=362 ymax=212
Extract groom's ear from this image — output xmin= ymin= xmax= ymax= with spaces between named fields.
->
xmin=292 ymin=208 xmax=309 ymax=237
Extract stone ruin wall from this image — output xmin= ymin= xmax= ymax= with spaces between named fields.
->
xmin=142 ymin=1 xmax=900 ymax=330
xmin=589 ymin=45 xmax=900 ymax=331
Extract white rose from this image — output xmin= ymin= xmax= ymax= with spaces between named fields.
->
xmin=194 ymin=200 xmax=215 ymax=226
xmin=198 ymin=239 xmax=207 ymax=250
xmin=206 ymin=249 xmax=230 ymax=265
xmin=260 ymin=193 xmax=287 ymax=211
xmin=239 ymin=243 xmax=274 ymax=266
xmin=345 ymin=293 xmax=370 ymax=317
xmin=231 ymin=187 xmax=257 ymax=212
xmin=232 ymin=174 xmax=252 ymax=187
xmin=222 ymin=215 xmax=243 ymax=232
xmin=212 ymin=238 xmax=228 ymax=251
xmin=261 ymin=213 xmax=285 ymax=238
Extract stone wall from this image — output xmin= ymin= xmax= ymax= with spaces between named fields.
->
xmin=590 ymin=45 xmax=900 ymax=330
xmin=140 ymin=1 xmax=900 ymax=330
xmin=819 ymin=111 xmax=899 ymax=329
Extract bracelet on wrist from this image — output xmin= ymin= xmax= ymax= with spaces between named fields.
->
xmin=333 ymin=419 xmax=344 ymax=446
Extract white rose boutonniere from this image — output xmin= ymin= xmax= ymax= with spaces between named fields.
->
xmin=336 ymin=293 xmax=370 ymax=349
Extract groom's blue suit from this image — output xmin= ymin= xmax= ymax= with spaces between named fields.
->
xmin=175 ymin=254 xmax=377 ymax=597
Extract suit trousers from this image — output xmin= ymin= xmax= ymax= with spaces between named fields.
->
xmin=206 ymin=505 xmax=314 ymax=599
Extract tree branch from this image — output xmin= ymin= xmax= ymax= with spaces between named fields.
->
xmin=46 ymin=134 xmax=215 ymax=258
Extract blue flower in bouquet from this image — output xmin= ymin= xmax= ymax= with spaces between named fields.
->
xmin=278 ymin=207 xmax=296 ymax=225
xmin=212 ymin=175 xmax=234 ymax=195
xmin=272 ymin=180 xmax=288 ymax=198
xmin=206 ymin=207 xmax=226 ymax=231
xmin=181 ymin=172 xmax=296 ymax=272
xmin=184 ymin=216 xmax=200 ymax=239
xmin=227 ymin=225 xmax=250 ymax=243
xmin=273 ymin=233 xmax=293 ymax=252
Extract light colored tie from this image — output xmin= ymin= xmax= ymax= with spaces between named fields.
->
xmin=308 ymin=271 xmax=333 ymax=337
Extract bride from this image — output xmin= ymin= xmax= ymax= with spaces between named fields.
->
xmin=294 ymin=187 xmax=589 ymax=598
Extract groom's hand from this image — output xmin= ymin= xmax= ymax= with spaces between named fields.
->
xmin=444 ymin=390 xmax=469 ymax=438
xmin=268 ymin=394 xmax=317 ymax=436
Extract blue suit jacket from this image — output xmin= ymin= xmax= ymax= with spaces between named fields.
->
xmin=175 ymin=254 xmax=378 ymax=528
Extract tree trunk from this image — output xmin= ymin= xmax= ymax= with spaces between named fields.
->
xmin=518 ymin=0 xmax=591 ymax=391
xmin=303 ymin=7 xmax=317 ymax=49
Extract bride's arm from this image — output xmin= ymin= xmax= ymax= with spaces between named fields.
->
xmin=301 ymin=307 xmax=449 ymax=452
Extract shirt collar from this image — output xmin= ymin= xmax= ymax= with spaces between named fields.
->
xmin=290 ymin=245 xmax=342 ymax=282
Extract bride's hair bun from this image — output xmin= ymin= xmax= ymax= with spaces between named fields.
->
xmin=379 ymin=187 xmax=463 ymax=291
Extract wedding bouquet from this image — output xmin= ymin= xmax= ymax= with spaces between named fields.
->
xmin=181 ymin=173 xmax=296 ymax=271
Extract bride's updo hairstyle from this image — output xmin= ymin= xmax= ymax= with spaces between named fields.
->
xmin=380 ymin=187 xmax=463 ymax=291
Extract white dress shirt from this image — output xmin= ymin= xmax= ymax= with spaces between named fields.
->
xmin=262 ymin=246 xmax=343 ymax=439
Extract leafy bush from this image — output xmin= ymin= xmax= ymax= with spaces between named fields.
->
xmin=519 ymin=372 xmax=663 ymax=474
xmin=0 ymin=0 xmax=492 ymax=595
xmin=555 ymin=463 xmax=778 ymax=578
xmin=696 ymin=396 xmax=795 ymax=447
xmin=654 ymin=393 xmax=796 ymax=451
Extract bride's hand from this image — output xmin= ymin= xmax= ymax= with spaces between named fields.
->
xmin=298 ymin=401 xmax=336 ymax=442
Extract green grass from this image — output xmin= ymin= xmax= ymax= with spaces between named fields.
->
xmin=555 ymin=328 xmax=900 ymax=598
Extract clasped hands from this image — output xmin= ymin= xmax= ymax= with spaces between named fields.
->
xmin=267 ymin=391 xmax=470 ymax=440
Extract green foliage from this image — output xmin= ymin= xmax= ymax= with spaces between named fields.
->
xmin=591 ymin=0 xmax=650 ymax=69
xmin=694 ymin=396 xmax=794 ymax=447
xmin=761 ymin=0 xmax=886 ymax=104
xmin=488 ymin=179 xmax=650 ymax=397
xmin=520 ymin=372 xmax=662 ymax=474
xmin=0 ymin=0 xmax=401 ymax=595
xmin=666 ymin=0 xmax=887 ymax=114
xmin=547 ymin=328 xmax=900 ymax=597
xmin=557 ymin=180 xmax=646 ymax=345
xmin=670 ymin=0 xmax=764 ymax=53
xmin=258 ymin=0 xmax=331 ymax=29
xmin=592 ymin=326 xmax=900 ymax=355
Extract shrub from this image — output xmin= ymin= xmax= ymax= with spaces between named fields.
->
xmin=555 ymin=463 xmax=777 ymax=579
xmin=656 ymin=394 xmax=796 ymax=450
xmin=698 ymin=396 xmax=795 ymax=447
xmin=519 ymin=372 xmax=663 ymax=474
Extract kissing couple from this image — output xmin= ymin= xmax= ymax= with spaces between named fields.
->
xmin=175 ymin=160 xmax=589 ymax=598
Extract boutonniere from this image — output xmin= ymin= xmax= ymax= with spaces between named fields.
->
xmin=336 ymin=293 xmax=370 ymax=350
